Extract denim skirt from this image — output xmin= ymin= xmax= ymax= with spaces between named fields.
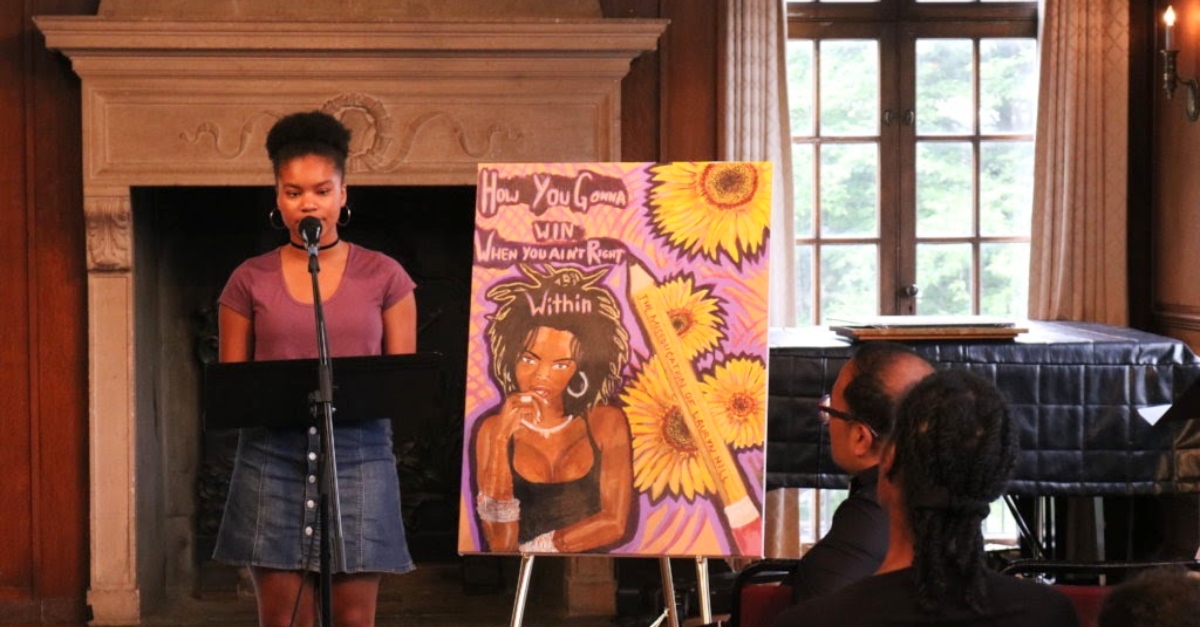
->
xmin=213 ymin=418 xmax=415 ymax=574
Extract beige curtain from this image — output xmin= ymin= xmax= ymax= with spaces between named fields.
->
xmin=723 ymin=0 xmax=805 ymax=559
xmin=1029 ymin=0 xmax=1129 ymax=325
xmin=722 ymin=0 xmax=796 ymax=328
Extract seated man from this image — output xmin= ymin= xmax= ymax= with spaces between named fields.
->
xmin=780 ymin=342 xmax=934 ymax=602
xmin=1098 ymin=567 xmax=1200 ymax=627
xmin=773 ymin=369 xmax=1078 ymax=627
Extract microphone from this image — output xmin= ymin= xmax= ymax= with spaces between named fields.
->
xmin=299 ymin=217 xmax=323 ymax=252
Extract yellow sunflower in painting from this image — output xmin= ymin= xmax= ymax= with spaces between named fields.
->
xmin=702 ymin=357 xmax=767 ymax=450
xmin=621 ymin=357 xmax=718 ymax=502
xmin=649 ymin=161 xmax=772 ymax=263
xmin=658 ymin=275 xmax=724 ymax=360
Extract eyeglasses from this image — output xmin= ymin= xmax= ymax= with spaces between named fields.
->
xmin=818 ymin=394 xmax=879 ymax=439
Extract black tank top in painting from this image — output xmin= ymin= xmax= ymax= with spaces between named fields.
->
xmin=509 ymin=418 xmax=603 ymax=544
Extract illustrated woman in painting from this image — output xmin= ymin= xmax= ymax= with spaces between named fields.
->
xmin=473 ymin=263 xmax=635 ymax=553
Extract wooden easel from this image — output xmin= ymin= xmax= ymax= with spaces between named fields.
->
xmin=508 ymin=555 xmax=714 ymax=627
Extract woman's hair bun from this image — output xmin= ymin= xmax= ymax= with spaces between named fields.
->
xmin=266 ymin=110 xmax=351 ymax=163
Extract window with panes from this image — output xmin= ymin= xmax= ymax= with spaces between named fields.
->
xmin=786 ymin=1 xmax=1037 ymax=326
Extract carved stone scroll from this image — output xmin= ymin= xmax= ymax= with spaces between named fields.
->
xmin=85 ymin=195 xmax=132 ymax=272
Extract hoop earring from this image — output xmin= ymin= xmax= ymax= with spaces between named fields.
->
xmin=338 ymin=205 xmax=352 ymax=226
xmin=268 ymin=208 xmax=286 ymax=230
xmin=567 ymin=372 xmax=589 ymax=399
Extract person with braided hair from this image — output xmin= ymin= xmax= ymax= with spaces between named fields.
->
xmin=773 ymin=369 xmax=1077 ymax=626
xmin=780 ymin=341 xmax=933 ymax=602
xmin=214 ymin=110 xmax=418 ymax=627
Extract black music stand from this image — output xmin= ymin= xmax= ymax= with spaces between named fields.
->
xmin=202 ymin=352 xmax=445 ymax=431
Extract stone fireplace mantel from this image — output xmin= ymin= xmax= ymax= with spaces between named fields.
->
xmin=35 ymin=6 xmax=665 ymax=624
xmin=35 ymin=15 xmax=668 ymax=193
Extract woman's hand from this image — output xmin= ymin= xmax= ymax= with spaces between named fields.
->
xmin=476 ymin=392 xmax=545 ymax=501
xmin=497 ymin=391 xmax=547 ymax=438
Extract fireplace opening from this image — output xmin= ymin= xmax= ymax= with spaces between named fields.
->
xmin=132 ymin=184 xmax=477 ymax=595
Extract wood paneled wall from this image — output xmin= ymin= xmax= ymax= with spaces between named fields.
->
xmin=1129 ymin=0 xmax=1156 ymax=333
xmin=1153 ymin=0 xmax=1200 ymax=349
xmin=603 ymin=0 xmax=720 ymax=162
xmin=1 ymin=1 xmax=715 ymax=623
xmin=0 ymin=1 xmax=96 ymax=624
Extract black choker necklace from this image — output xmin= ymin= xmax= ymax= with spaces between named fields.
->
xmin=289 ymin=239 xmax=340 ymax=252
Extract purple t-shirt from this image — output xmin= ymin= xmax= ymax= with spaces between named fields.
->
xmin=219 ymin=244 xmax=415 ymax=360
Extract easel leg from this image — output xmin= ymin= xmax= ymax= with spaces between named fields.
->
xmin=659 ymin=557 xmax=680 ymax=627
xmin=1093 ymin=497 xmax=1107 ymax=585
xmin=510 ymin=554 xmax=535 ymax=627
xmin=695 ymin=556 xmax=712 ymax=625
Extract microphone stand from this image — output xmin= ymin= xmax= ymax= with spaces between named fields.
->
xmin=305 ymin=240 xmax=346 ymax=627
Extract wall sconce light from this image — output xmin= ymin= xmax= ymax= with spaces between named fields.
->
xmin=1163 ymin=5 xmax=1200 ymax=121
